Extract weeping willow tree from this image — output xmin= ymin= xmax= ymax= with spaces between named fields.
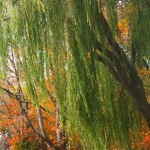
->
xmin=0 ymin=0 xmax=150 ymax=149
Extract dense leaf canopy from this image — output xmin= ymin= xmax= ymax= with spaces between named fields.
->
xmin=0 ymin=0 xmax=150 ymax=149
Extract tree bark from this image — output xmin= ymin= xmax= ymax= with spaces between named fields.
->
xmin=95 ymin=10 xmax=150 ymax=128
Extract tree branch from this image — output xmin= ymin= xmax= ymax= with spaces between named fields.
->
xmin=94 ymin=15 xmax=150 ymax=127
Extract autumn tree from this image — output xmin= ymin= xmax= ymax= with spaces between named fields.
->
xmin=0 ymin=49 xmax=66 ymax=149
xmin=0 ymin=0 xmax=150 ymax=149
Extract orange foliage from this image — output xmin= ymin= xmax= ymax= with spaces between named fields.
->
xmin=0 ymin=91 xmax=57 ymax=149
xmin=118 ymin=18 xmax=128 ymax=35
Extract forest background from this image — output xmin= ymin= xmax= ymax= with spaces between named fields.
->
xmin=0 ymin=0 xmax=150 ymax=149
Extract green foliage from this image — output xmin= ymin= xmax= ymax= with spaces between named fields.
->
xmin=0 ymin=0 xmax=149 ymax=149
xmin=131 ymin=1 xmax=150 ymax=67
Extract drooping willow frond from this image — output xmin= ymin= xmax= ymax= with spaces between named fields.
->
xmin=0 ymin=0 xmax=150 ymax=149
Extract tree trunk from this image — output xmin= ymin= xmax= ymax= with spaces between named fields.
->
xmin=95 ymin=9 xmax=150 ymax=128
xmin=36 ymin=107 xmax=47 ymax=138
